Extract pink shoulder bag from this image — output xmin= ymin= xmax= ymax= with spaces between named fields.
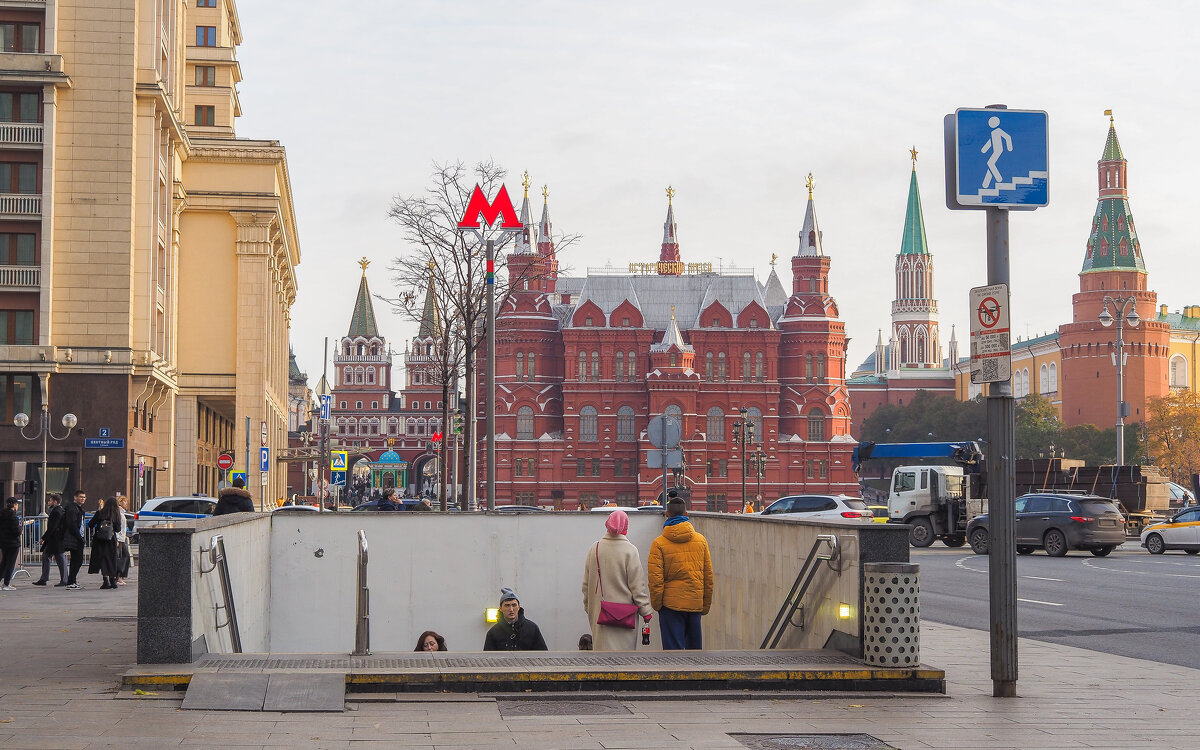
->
xmin=594 ymin=542 xmax=639 ymax=629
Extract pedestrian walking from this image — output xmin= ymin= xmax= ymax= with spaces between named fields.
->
xmin=33 ymin=494 xmax=67 ymax=586
xmin=61 ymin=490 xmax=87 ymax=589
xmin=0 ymin=497 xmax=22 ymax=590
xmin=86 ymin=497 xmax=122 ymax=590
xmin=115 ymin=496 xmax=131 ymax=585
xmin=582 ymin=509 xmax=654 ymax=650
xmin=215 ymin=477 xmax=254 ymax=515
xmin=647 ymin=498 xmax=713 ymax=650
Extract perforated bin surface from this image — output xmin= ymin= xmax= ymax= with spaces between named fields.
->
xmin=862 ymin=563 xmax=920 ymax=668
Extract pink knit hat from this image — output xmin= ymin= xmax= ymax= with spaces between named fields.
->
xmin=605 ymin=509 xmax=629 ymax=536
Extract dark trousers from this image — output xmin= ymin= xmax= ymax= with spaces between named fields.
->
xmin=658 ymin=606 xmax=703 ymax=650
xmin=40 ymin=551 xmax=67 ymax=584
xmin=0 ymin=545 xmax=19 ymax=586
xmin=66 ymin=547 xmax=84 ymax=584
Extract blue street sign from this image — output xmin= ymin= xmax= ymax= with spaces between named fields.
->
xmin=331 ymin=470 xmax=346 ymax=486
xmin=319 ymin=394 xmax=331 ymax=421
xmin=229 ymin=472 xmax=247 ymax=485
xmin=260 ymin=447 xmax=270 ymax=472
xmin=84 ymin=438 xmax=125 ymax=449
xmin=98 ymin=428 xmax=110 ymax=438
xmin=951 ymin=108 xmax=1048 ymax=209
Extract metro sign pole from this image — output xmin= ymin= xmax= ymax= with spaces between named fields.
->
xmin=457 ymin=184 xmax=521 ymax=510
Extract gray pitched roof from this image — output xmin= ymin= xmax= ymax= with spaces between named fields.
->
xmin=561 ymin=272 xmax=771 ymax=331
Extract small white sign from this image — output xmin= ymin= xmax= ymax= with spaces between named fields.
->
xmin=970 ymin=283 xmax=1011 ymax=384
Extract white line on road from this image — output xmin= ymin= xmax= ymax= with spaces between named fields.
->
xmin=1017 ymin=598 xmax=1064 ymax=607
xmin=954 ymin=557 xmax=987 ymax=574
xmin=1022 ymin=575 xmax=1065 ymax=582
xmin=1081 ymin=559 xmax=1200 ymax=578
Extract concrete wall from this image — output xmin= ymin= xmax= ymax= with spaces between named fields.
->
xmin=191 ymin=514 xmax=272 ymax=654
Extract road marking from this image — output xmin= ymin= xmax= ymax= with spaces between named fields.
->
xmin=954 ymin=557 xmax=987 ymax=574
xmin=1017 ymin=598 xmax=1063 ymax=607
xmin=1022 ymin=576 xmax=1064 ymax=582
xmin=1082 ymin=558 xmax=1200 ymax=578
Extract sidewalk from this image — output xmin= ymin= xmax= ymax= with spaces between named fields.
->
xmin=1 ymin=569 xmax=1197 ymax=749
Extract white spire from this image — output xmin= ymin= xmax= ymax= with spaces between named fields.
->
xmin=797 ymin=173 xmax=824 ymax=257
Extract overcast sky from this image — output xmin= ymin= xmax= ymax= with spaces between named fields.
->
xmin=232 ymin=1 xmax=1199 ymax=388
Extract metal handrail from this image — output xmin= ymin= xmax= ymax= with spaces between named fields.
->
xmin=760 ymin=534 xmax=840 ymax=649
xmin=202 ymin=535 xmax=242 ymax=653
xmin=353 ymin=530 xmax=370 ymax=655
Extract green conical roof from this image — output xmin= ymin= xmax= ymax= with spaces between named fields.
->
xmin=899 ymin=168 xmax=929 ymax=255
xmin=1101 ymin=122 xmax=1124 ymax=162
xmin=1082 ymin=120 xmax=1145 ymax=274
xmin=416 ymin=274 xmax=440 ymax=339
xmin=347 ymin=273 xmax=380 ymax=338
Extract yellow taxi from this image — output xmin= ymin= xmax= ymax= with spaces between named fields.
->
xmin=1140 ymin=506 xmax=1200 ymax=555
xmin=867 ymin=505 xmax=890 ymax=523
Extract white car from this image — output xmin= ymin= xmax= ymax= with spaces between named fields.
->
xmin=758 ymin=494 xmax=874 ymax=522
xmin=272 ymin=504 xmax=320 ymax=514
xmin=1140 ymin=506 xmax=1200 ymax=555
xmin=131 ymin=496 xmax=217 ymax=537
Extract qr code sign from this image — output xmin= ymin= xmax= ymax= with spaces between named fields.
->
xmin=979 ymin=358 xmax=999 ymax=381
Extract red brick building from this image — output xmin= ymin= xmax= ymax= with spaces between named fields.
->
xmin=478 ymin=183 xmax=856 ymax=510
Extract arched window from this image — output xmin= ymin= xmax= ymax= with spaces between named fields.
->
xmin=665 ymin=404 xmax=683 ymax=433
xmin=817 ymin=354 xmax=826 ymax=380
xmin=717 ymin=352 xmax=726 ymax=381
xmin=805 ymin=354 xmax=813 ymax=380
xmin=707 ymin=406 xmax=725 ymax=442
xmin=1170 ymin=355 xmax=1188 ymax=388
xmin=527 ymin=352 xmax=535 ymax=379
xmin=580 ymin=406 xmax=598 ymax=442
xmin=807 ymin=409 xmax=826 ymax=441
xmin=627 ymin=351 xmax=637 ymax=379
xmin=406 ymin=419 xmax=416 ymax=435
xmin=387 ymin=417 xmax=398 ymax=435
xmin=591 ymin=352 xmax=600 ymax=380
xmin=1048 ymin=362 xmax=1057 ymax=391
xmin=1039 ymin=364 xmax=1049 ymax=393
xmin=705 ymin=352 xmax=714 ymax=380
xmin=756 ymin=352 xmax=764 ymax=381
xmin=343 ymin=366 xmax=351 ymax=385
xmin=743 ymin=352 xmax=751 ymax=381
xmin=517 ymin=406 xmax=534 ymax=439
xmin=747 ymin=407 xmax=763 ymax=443
xmin=577 ymin=351 xmax=586 ymax=381
xmin=366 ymin=367 xmax=376 ymax=384
xmin=615 ymin=352 xmax=625 ymax=381
xmin=617 ymin=406 xmax=635 ymax=441
xmin=355 ymin=366 xmax=365 ymax=384
xmin=915 ymin=330 xmax=926 ymax=363
xmin=516 ymin=352 xmax=524 ymax=380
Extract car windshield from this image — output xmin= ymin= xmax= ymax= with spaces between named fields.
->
xmin=1079 ymin=500 xmax=1120 ymax=516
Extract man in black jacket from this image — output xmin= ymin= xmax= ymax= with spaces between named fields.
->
xmin=61 ymin=490 xmax=87 ymax=588
xmin=483 ymin=587 xmax=549 ymax=651
xmin=215 ymin=478 xmax=254 ymax=515
xmin=33 ymin=494 xmax=67 ymax=586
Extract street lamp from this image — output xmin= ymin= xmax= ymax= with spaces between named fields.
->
xmin=14 ymin=389 xmax=78 ymax=519
xmin=751 ymin=446 xmax=766 ymax=510
xmin=1098 ymin=295 xmax=1140 ymax=465
xmin=731 ymin=407 xmax=755 ymax=512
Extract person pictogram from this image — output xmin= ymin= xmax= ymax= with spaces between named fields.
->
xmin=980 ymin=116 xmax=1013 ymax=189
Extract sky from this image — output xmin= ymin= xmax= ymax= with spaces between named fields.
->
xmin=231 ymin=0 xmax=1200 ymax=386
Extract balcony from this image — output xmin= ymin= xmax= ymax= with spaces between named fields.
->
xmin=0 ymin=193 xmax=40 ymax=216
xmin=0 ymin=264 xmax=38 ymax=288
xmin=0 ymin=121 xmax=42 ymax=146
xmin=0 ymin=52 xmax=69 ymax=88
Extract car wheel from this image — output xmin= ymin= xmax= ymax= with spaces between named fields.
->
xmin=1090 ymin=546 xmax=1114 ymax=557
xmin=1016 ymin=546 xmax=1035 ymax=555
xmin=1043 ymin=529 xmax=1068 ymax=557
xmin=1145 ymin=533 xmax=1166 ymax=555
xmin=944 ymin=535 xmax=967 ymax=548
xmin=1186 ymin=549 xmax=1199 ymax=556
xmin=969 ymin=528 xmax=989 ymax=555
xmin=909 ymin=518 xmax=935 ymax=548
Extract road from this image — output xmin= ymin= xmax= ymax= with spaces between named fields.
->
xmin=914 ymin=542 xmax=1200 ymax=670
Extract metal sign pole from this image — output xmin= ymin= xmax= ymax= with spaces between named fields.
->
xmin=486 ymin=238 xmax=496 ymax=511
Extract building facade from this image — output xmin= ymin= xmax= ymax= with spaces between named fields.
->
xmin=0 ymin=0 xmax=300 ymax=510
xmin=479 ymin=182 xmax=856 ymax=510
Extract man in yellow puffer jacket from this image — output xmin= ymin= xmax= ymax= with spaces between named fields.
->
xmin=647 ymin=498 xmax=713 ymax=649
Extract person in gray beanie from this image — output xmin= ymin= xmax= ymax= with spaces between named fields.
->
xmin=483 ymin=587 xmax=548 ymax=651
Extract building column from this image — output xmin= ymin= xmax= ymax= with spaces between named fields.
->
xmin=174 ymin=394 xmax=198 ymax=496
xmin=233 ymin=213 xmax=274 ymax=509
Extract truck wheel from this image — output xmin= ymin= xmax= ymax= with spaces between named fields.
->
xmin=969 ymin=528 xmax=989 ymax=555
xmin=1043 ymin=529 xmax=1069 ymax=557
xmin=1145 ymin=533 xmax=1165 ymax=555
xmin=1090 ymin=546 xmax=1114 ymax=557
xmin=909 ymin=518 xmax=935 ymax=548
xmin=944 ymin=535 xmax=966 ymax=548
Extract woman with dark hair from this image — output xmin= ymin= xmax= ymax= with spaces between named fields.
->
xmin=413 ymin=631 xmax=447 ymax=652
xmin=86 ymin=497 xmax=121 ymax=590
xmin=0 ymin=497 xmax=21 ymax=590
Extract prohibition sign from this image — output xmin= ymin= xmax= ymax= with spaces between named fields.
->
xmin=977 ymin=297 xmax=1001 ymax=329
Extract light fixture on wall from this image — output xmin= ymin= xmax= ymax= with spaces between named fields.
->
xmin=838 ymin=603 xmax=852 ymax=619
xmin=485 ymin=608 xmax=500 ymax=624
xmin=97 ymin=455 xmax=106 ymax=466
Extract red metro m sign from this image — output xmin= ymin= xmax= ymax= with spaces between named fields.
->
xmin=457 ymin=184 xmax=522 ymax=229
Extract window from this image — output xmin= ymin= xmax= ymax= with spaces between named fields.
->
xmin=615 ymin=352 xmax=624 ymax=381
xmin=807 ymin=410 xmax=825 ymax=441
xmin=576 ymin=458 xmax=585 ymax=476
xmin=707 ymin=406 xmax=725 ymax=442
xmin=585 ymin=317 xmax=593 ymax=326
xmin=613 ymin=459 xmax=624 ymax=477
xmin=195 ymin=105 xmax=215 ymax=126
xmin=526 ymin=352 xmax=535 ymax=379
xmin=717 ymin=352 xmax=726 ymax=381
xmin=0 ymin=162 xmax=37 ymax=193
xmin=339 ymin=401 xmax=346 ymax=409
xmin=817 ymin=355 xmax=826 ymax=380
xmin=0 ymin=23 xmax=40 ymax=53
xmin=747 ymin=407 xmax=763 ymax=443
xmin=0 ymin=310 xmax=34 ymax=345
xmin=0 ymin=93 xmax=39 ymax=123
xmin=198 ymin=0 xmax=217 ymax=6
xmin=617 ymin=406 xmax=635 ymax=441
xmin=371 ymin=401 xmax=378 ymax=409
xmin=705 ymin=352 xmax=714 ymax=380
xmin=743 ymin=352 xmax=751 ymax=381
xmin=622 ymin=317 xmax=630 ymax=326
xmin=591 ymin=352 xmax=600 ymax=380
xmin=355 ymin=401 xmax=362 ymax=409
xmin=894 ymin=472 xmax=916 ymax=492
xmin=0 ymin=233 xmax=35 ymax=265
xmin=577 ymin=351 xmax=586 ymax=380
xmin=1048 ymin=362 xmax=1058 ymax=392
xmin=0 ymin=374 xmax=34 ymax=422
xmin=514 ymin=460 xmax=523 ymax=477
xmin=756 ymin=352 xmax=765 ymax=381
xmin=366 ymin=368 xmax=375 ymax=384
xmin=425 ymin=401 xmax=432 ymax=410
xmin=805 ymin=354 xmax=813 ymax=380
xmin=1039 ymin=364 xmax=1049 ymax=393
xmin=517 ymin=406 xmax=534 ymax=439
xmin=591 ymin=459 xmax=601 ymax=477
xmin=627 ymin=351 xmax=637 ymax=379
xmin=195 ymin=65 xmax=216 ymax=86
xmin=580 ymin=406 xmax=598 ymax=442
xmin=196 ymin=26 xmax=216 ymax=46
xmin=516 ymin=352 xmax=524 ymax=380
xmin=526 ymin=459 xmax=536 ymax=476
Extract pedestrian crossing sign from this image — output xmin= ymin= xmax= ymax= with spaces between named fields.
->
xmin=330 ymin=451 xmax=348 ymax=471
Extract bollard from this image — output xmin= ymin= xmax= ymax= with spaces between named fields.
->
xmin=862 ymin=562 xmax=920 ymax=667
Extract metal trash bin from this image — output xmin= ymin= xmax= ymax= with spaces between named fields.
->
xmin=862 ymin=562 xmax=920 ymax=667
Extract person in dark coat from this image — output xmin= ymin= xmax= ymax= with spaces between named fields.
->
xmin=86 ymin=496 xmax=121 ymax=590
xmin=33 ymin=494 xmax=67 ymax=586
xmin=215 ymin=478 xmax=254 ymax=515
xmin=483 ymin=587 xmax=548 ymax=651
xmin=61 ymin=490 xmax=87 ymax=588
xmin=0 ymin=497 xmax=21 ymax=590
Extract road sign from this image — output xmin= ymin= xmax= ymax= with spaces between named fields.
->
xmin=970 ymin=283 xmax=1012 ymax=384
xmin=229 ymin=471 xmax=247 ymax=485
xmin=646 ymin=449 xmax=684 ymax=469
xmin=98 ymin=428 xmax=110 ymax=438
xmin=946 ymin=108 xmax=1048 ymax=210
xmin=331 ymin=450 xmax=348 ymax=471
xmin=138 ymin=457 xmax=145 ymax=478
xmin=319 ymin=394 xmax=331 ymax=421
xmin=261 ymin=470 xmax=268 ymax=486
xmin=647 ymin=416 xmax=681 ymax=449
xmin=260 ymin=447 xmax=270 ymax=472
xmin=331 ymin=470 xmax=346 ymax=486
xmin=260 ymin=421 xmax=268 ymax=447
xmin=84 ymin=438 xmax=124 ymax=449
xmin=217 ymin=452 xmax=235 ymax=471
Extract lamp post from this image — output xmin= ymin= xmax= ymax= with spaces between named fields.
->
xmin=13 ymin=375 xmax=77 ymax=519
xmin=731 ymin=407 xmax=754 ymax=512
xmin=752 ymin=447 xmax=766 ymax=508
xmin=1098 ymin=295 xmax=1140 ymax=466
xmin=316 ymin=346 xmax=331 ymax=511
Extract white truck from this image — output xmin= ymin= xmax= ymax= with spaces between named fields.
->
xmin=886 ymin=464 xmax=987 ymax=548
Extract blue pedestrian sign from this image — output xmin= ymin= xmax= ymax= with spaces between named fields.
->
xmin=946 ymin=108 xmax=1048 ymax=210
xmin=331 ymin=470 xmax=346 ymax=486
xmin=319 ymin=394 xmax=331 ymax=421
xmin=330 ymin=450 xmax=348 ymax=471
xmin=260 ymin=447 xmax=270 ymax=472
xmin=229 ymin=472 xmax=247 ymax=485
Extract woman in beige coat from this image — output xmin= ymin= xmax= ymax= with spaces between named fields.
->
xmin=582 ymin=510 xmax=654 ymax=650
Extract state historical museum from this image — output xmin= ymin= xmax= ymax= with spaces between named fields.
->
xmin=479 ymin=181 xmax=856 ymax=510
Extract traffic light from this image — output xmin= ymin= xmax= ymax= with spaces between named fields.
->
xmin=453 ymin=409 xmax=464 ymax=434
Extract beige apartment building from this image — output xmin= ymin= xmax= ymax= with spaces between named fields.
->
xmin=0 ymin=0 xmax=300 ymax=511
